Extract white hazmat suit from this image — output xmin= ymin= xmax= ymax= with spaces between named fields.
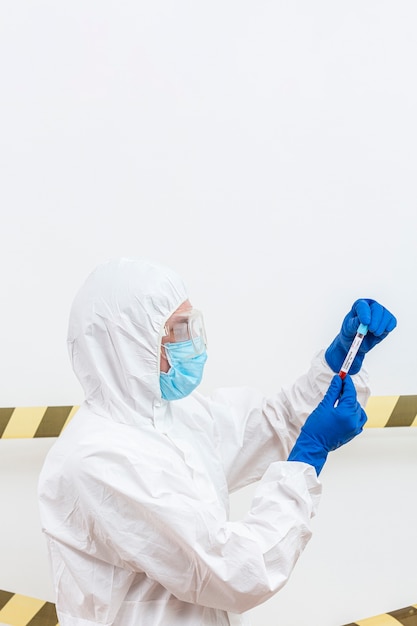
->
xmin=38 ymin=258 xmax=370 ymax=626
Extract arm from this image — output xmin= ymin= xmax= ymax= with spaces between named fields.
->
xmin=288 ymin=374 xmax=367 ymax=475
xmin=205 ymin=349 xmax=369 ymax=492
xmin=209 ymin=297 xmax=395 ymax=492
xmin=69 ymin=435 xmax=320 ymax=615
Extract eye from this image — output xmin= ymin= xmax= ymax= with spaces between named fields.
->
xmin=173 ymin=321 xmax=189 ymax=341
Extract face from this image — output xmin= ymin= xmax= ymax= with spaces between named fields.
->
xmin=160 ymin=300 xmax=193 ymax=373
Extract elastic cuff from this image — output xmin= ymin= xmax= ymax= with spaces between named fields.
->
xmin=288 ymin=446 xmax=328 ymax=476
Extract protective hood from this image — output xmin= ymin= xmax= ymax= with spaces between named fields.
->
xmin=67 ymin=258 xmax=188 ymax=425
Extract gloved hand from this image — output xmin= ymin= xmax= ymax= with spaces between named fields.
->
xmin=325 ymin=299 xmax=397 ymax=374
xmin=288 ymin=375 xmax=367 ymax=475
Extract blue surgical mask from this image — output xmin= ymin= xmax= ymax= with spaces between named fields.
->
xmin=160 ymin=339 xmax=207 ymax=401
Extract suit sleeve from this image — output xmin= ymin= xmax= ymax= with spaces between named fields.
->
xmin=206 ymin=349 xmax=370 ymax=491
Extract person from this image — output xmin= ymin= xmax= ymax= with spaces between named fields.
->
xmin=38 ymin=258 xmax=396 ymax=626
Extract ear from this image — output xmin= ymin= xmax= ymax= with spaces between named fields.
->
xmin=160 ymin=344 xmax=170 ymax=373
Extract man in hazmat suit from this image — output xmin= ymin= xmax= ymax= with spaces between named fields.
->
xmin=38 ymin=258 xmax=396 ymax=626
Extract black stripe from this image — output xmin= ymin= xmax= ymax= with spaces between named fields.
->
xmin=0 ymin=408 xmax=15 ymax=437
xmin=0 ymin=589 xmax=14 ymax=609
xmin=386 ymin=396 xmax=417 ymax=427
xmin=388 ymin=605 xmax=417 ymax=625
xmin=26 ymin=600 xmax=59 ymax=626
xmin=34 ymin=406 xmax=74 ymax=438
xmin=340 ymin=623 xmax=359 ymax=626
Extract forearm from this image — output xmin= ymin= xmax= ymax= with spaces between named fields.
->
xmin=269 ymin=350 xmax=370 ymax=442
xmin=210 ymin=351 xmax=368 ymax=491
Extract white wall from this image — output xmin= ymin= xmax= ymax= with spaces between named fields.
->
xmin=0 ymin=1 xmax=416 ymax=624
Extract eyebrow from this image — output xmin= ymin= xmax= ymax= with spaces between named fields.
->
xmin=170 ymin=315 xmax=189 ymax=324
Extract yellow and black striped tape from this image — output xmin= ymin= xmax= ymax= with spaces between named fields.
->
xmin=0 ymin=589 xmax=58 ymax=626
xmin=0 ymin=395 xmax=417 ymax=439
xmin=342 ymin=603 xmax=417 ymax=625
xmin=365 ymin=395 xmax=417 ymax=428
xmin=0 ymin=406 xmax=78 ymax=439
xmin=0 ymin=590 xmax=416 ymax=626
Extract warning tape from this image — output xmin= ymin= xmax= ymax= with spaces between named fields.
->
xmin=341 ymin=603 xmax=417 ymax=625
xmin=0 ymin=395 xmax=417 ymax=439
xmin=0 ymin=406 xmax=78 ymax=439
xmin=0 ymin=589 xmax=415 ymax=626
xmin=365 ymin=395 xmax=417 ymax=428
xmin=0 ymin=589 xmax=58 ymax=626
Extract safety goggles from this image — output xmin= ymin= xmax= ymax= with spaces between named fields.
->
xmin=162 ymin=308 xmax=207 ymax=357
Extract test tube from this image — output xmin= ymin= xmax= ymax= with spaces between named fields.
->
xmin=338 ymin=323 xmax=368 ymax=379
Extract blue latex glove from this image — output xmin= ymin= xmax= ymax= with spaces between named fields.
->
xmin=325 ymin=299 xmax=397 ymax=374
xmin=288 ymin=375 xmax=367 ymax=475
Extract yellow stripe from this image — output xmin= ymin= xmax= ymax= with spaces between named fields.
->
xmin=354 ymin=614 xmax=402 ymax=625
xmin=364 ymin=396 xmax=400 ymax=428
xmin=0 ymin=593 xmax=46 ymax=625
xmin=1 ymin=407 xmax=47 ymax=439
xmin=1 ymin=394 xmax=417 ymax=439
